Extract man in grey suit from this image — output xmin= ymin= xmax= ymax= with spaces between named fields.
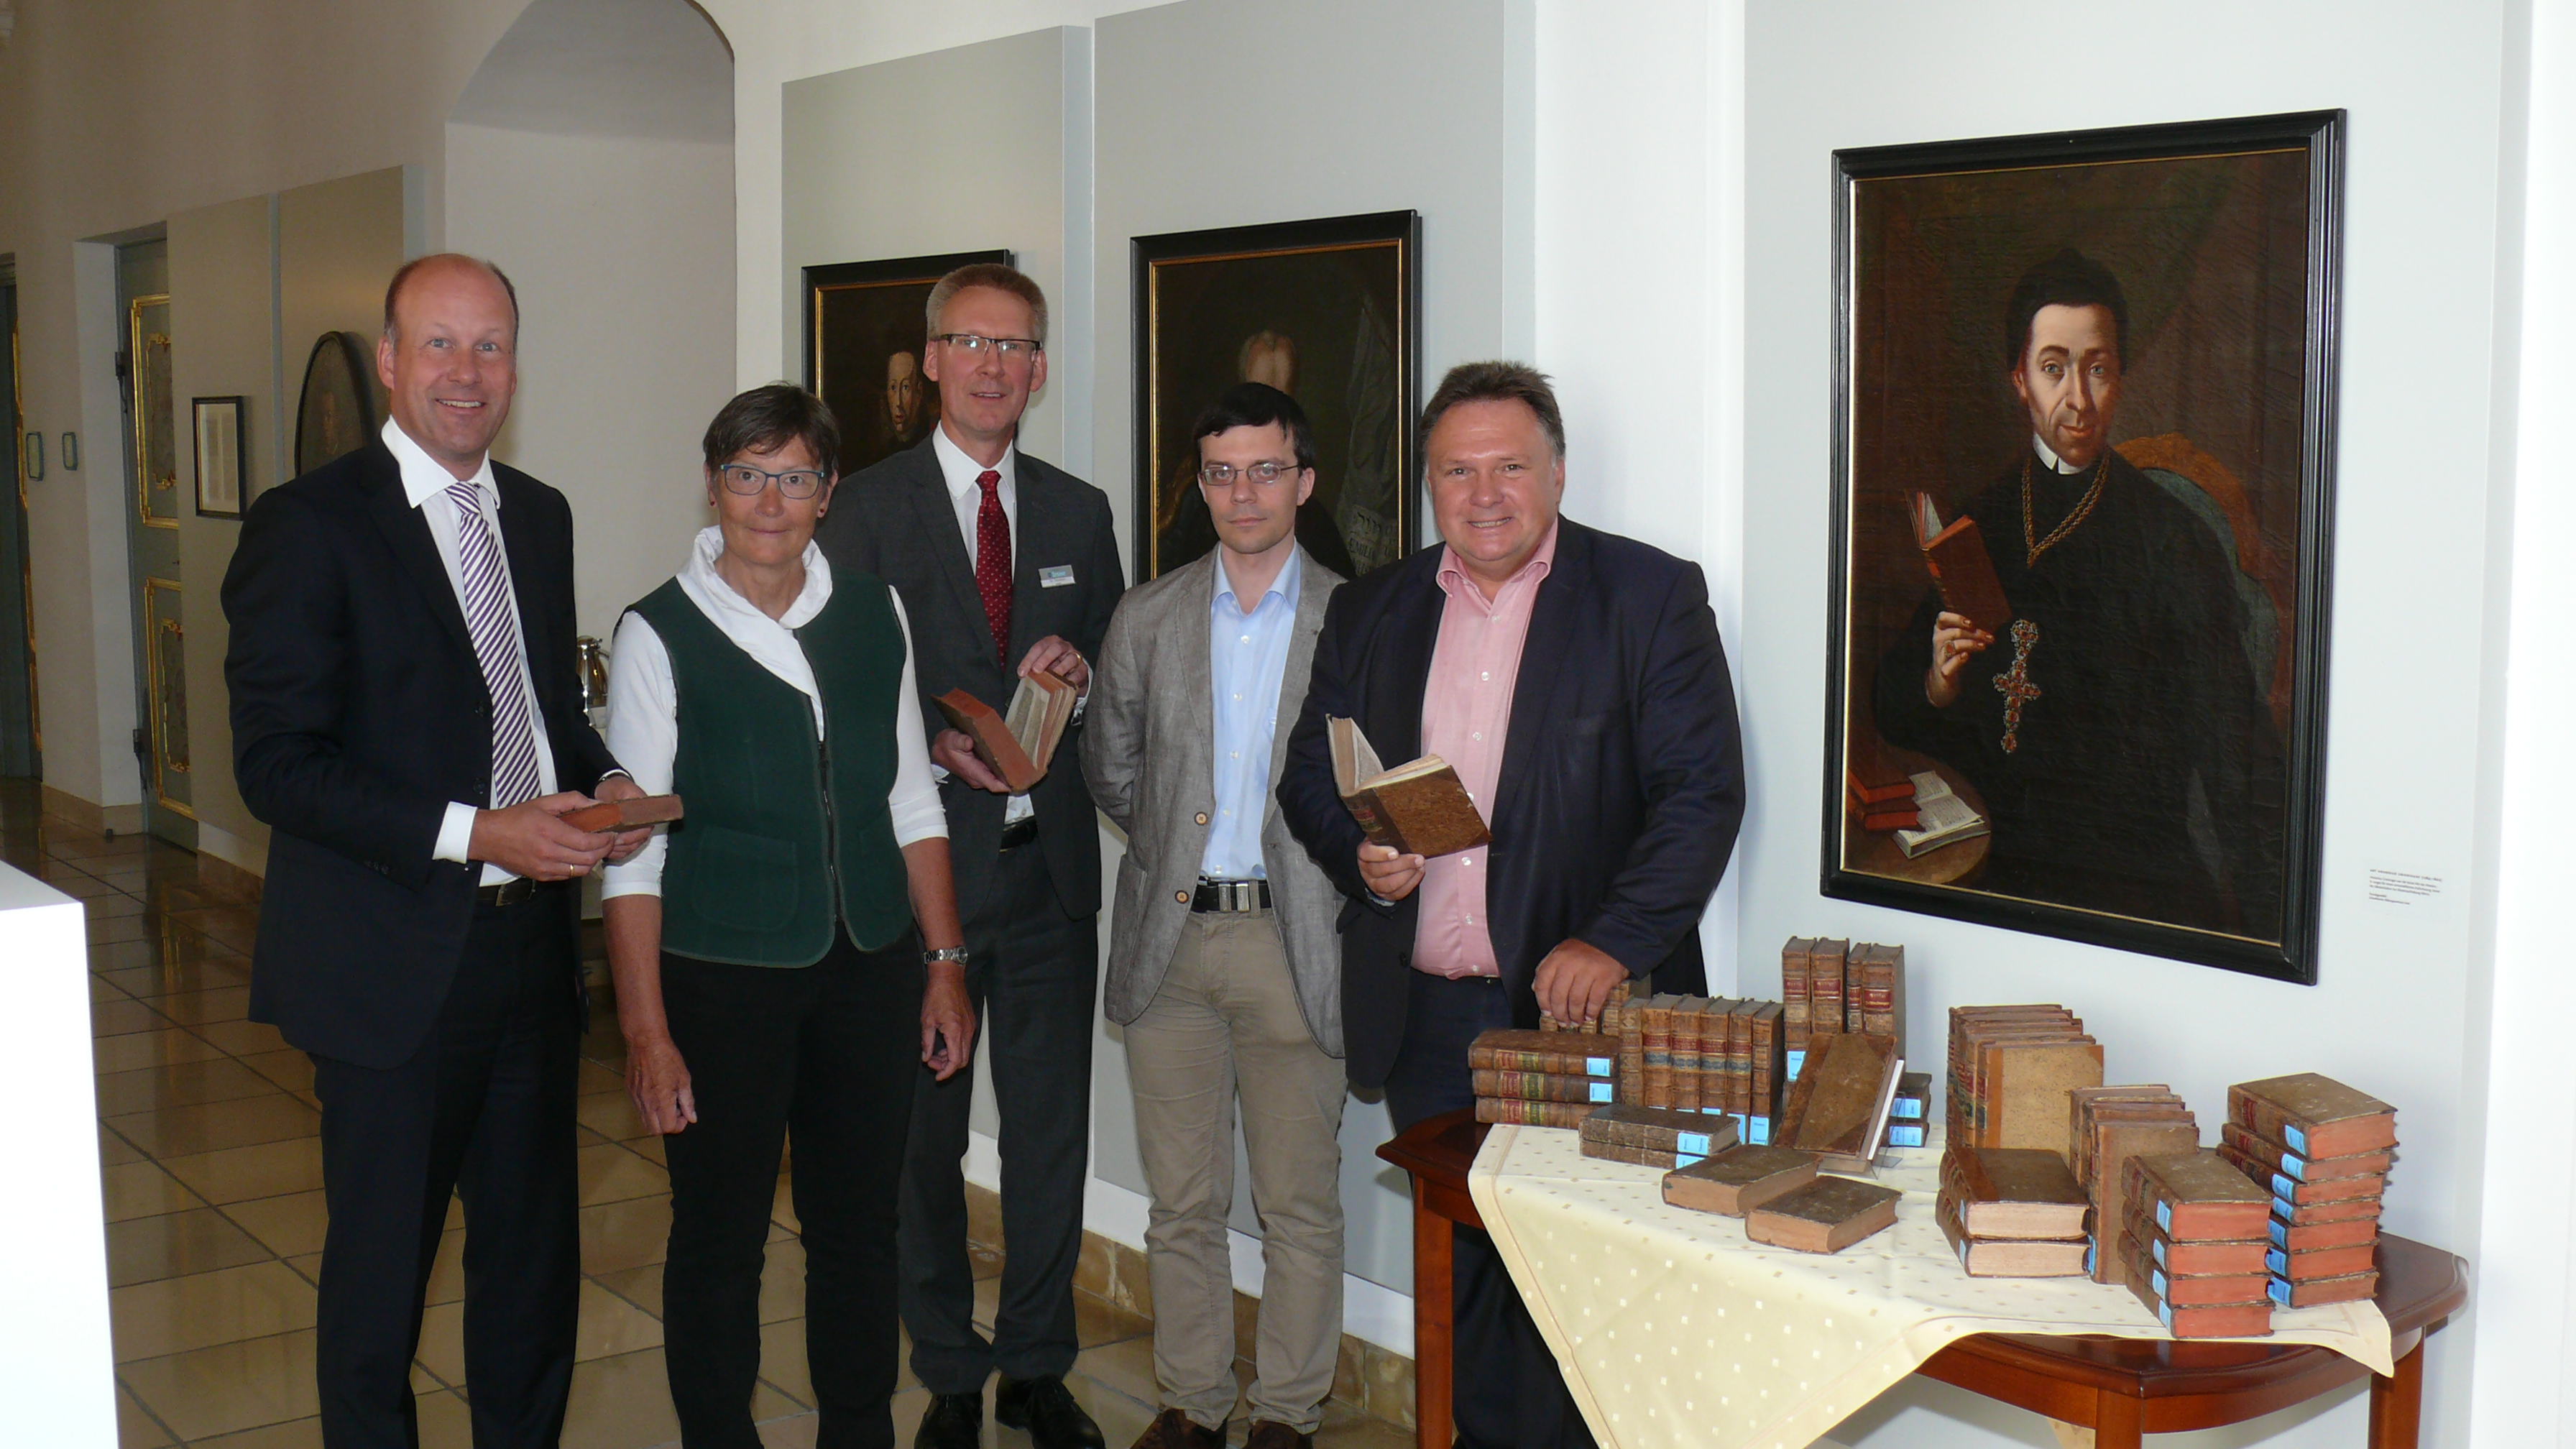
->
xmin=1084 ymin=383 xmax=1348 ymax=1449
xmin=816 ymin=263 xmax=1125 ymax=1449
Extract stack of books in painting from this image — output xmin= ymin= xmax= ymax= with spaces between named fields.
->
xmin=1578 ymin=1102 xmax=1738 ymax=1169
xmin=2223 ymin=1074 xmax=2396 ymax=1310
xmin=2071 ymin=1085 xmax=2200 ymax=1284
xmin=1946 ymin=1005 xmax=2104 ymax=1156
xmin=1606 ymin=991 xmax=1788 ymax=1146
xmin=1846 ymin=740 xmax=1918 ymax=832
xmin=1469 ymin=1029 xmax=1617 ymax=1128
xmin=1935 ymin=1145 xmax=2089 ymax=1276
xmin=2118 ymin=1150 xmax=2275 ymax=1337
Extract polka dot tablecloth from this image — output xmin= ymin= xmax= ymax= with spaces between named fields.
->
xmin=1467 ymin=1123 xmax=2393 ymax=1449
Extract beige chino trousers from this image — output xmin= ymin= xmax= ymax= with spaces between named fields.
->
xmin=1123 ymin=908 xmax=1346 ymax=1432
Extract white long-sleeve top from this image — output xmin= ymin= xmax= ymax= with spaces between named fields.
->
xmin=601 ymin=526 xmax=946 ymax=900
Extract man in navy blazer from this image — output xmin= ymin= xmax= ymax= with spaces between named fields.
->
xmin=1278 ymin=362 xmax=1744 ymax=1449
xmin=224 ymin=254 xmax=647 ymax=1448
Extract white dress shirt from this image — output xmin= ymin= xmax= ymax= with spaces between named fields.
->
xmin=383 ymin=418 xmax=561 ymax=887
xmin=600 ymin=526 xmax=947 ymax=901
xmin=2033 ymin=435 xmax=2089 ymax=474
xmin=929 ymin=426 xmax=1036 ymax=824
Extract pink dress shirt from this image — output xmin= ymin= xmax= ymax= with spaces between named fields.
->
xmin=1410 ymin=523 xmax=1560 ymax=978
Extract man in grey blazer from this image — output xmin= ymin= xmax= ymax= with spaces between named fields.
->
xmin=816 ymin=263 xmax=1125 ymax=1449
xmin=1083 ymin=383 xmax=1347 ymax=1449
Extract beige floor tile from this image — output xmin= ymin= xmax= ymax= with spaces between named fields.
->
xmin=115 ymin=1382 xmax=175 ymax=1448
xmin=190 ymin=1414 xmax=325 ymax=1448
xmin=417 ymin=1389 xmax=477 ymax=1449
xmin=94 ymin=972 xmax=135 ymax=1003
xmin=101 ymin=1123 xmax=148 ymax=1166
xmin=424 ymin=1227 xmax=466 ymax=1306
xmin=106 ymin=1206 xmax=275 ymax=1288
xmin=48 ymin=868 xmax=121 ymax=899
xmin=90 ymin=916 xmax=156 ymax=946
xmin=1077 ymin=1292 xmax=1154 ymax=1348
xmin=95 ymin=1056 xmax=280 ymax=1116
xmin=169 ymin=904 xmax=264 ymax=953
xmin=92 ymin=1028 xmax=227 ymax=1075
xmin=87 ymin=893 xmax=149 ymax=919
xmin=161 ymin=1136 xmax=326 ymax=1205
xmin=579 ymin=1279 xmax=667 ymax=1362
xmin=154 ymin=984 xmax=254 ymax=1025
xmin=107 ymin=1092 xmax=320 ymax=1158
xmin=757 ymin=1410 xmax=822 ymax=1447
xmin=95 ymin=943 xmax=254 ymax=998
xmin=592 ymin=1262 xmax=666 ymax=1318
xmin=625 ymin=1132 xmax=670 ymax=1167
xmin=972 ymin=1274 xmax=998 ymax=1332
xmin=758 ymin=1316 xmax=812 ymax=1407
xmin=556 ymin=1346 xmax=682 ymax=1449
xmin=103 ymin=1162 xmax=208 ymax=1222
xmin=93 ymin=996 xmax=178 ymax=1038
xmin=771 ymin=1173 xmax=801 ymax=1235
xmin=117 ymin=1328 xmax=320 ymax=1442
xmin=1072 ymin=1333 xmax=1165 ymax=1411
xmin=111 ymin=1260 xmax=318 ymax=1362
xmin=579 ymin=1195 xmax=675 ymax=1276
xmin=285 ymin=1252 xmax=322 ymax=1287
xmin=1311 ymin=1398 xmax=1414 ymax=1449
xmin=761 ymin=1238 xmax=809 ymax=1323
xmin=578 ymin=1141 xmax=670 ymax=1206
xmin=577 ymin=1059 xmax=625 ymax=1095
xmin=224 ymin=1189 xmax=331 ymax=1258
xmin=969 ymin=1243 xmax=1005 ymax=1281
xmin=576 ymin=1089 xmax=658 ymax=1142
xmin=1066 ymin=1371 xmax=1165 ymax=1447
xmin=190 ymin=1017 xmax=293 ymax=1057
xmin=415 ymin=1300 xmax=467 ymax=1386
xmin=236 ymin=1048 xmax=317 ymax=1095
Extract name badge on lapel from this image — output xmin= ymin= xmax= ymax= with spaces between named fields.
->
xmin=1039 ymin=565 xmax=1076 ymax=589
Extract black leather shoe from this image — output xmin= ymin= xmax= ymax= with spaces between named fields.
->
xmin=995 ymin=1375 xmax=1105 ymax=1449
xmin=916 ymin=1390 xmax=984 ymax=1449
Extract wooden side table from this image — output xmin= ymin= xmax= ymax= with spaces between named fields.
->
xmin=1377 ymin=1110 xmax=2465 ymax=1449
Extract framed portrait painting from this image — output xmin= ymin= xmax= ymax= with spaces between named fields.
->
xmin=804 ymin=250 xmax=1011 ymax=477
xmin=1133 ymin=210 xmax=1420 ymax=583
xmin=192 ymin=396 xmax=247 ymax=521
xmin=1822 ymin=111 xmax=2345 ymax=984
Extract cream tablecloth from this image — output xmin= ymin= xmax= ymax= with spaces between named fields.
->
xmin=1467 ymin=1123 xmax=2392 ymax=1449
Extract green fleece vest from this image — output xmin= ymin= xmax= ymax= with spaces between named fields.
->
xmin=630 ymin=574 xmax=910 ymax=965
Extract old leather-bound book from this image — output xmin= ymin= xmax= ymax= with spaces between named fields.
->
xmin=1470 ymin=1069 xmax=1617 ymax=1105
xmin=1744 ymin=1176 xmax=1903 ymax=1253
xmin=2269 ymin=1193 xmax=2384 ymax=1226
xmin=2125 ymin=1208 xmax=2268 ymax=1276
xmin=2089 ymin=1116 xmax=2203 ymax=1283
xmin=2265 ymin=1239 xmax=2378 ymax=1282
xmin=2117 ymin=1232 xmax=2273 ymax=1338
xmin=1467 ymin=1029 xmax=1615 ymax=1080
xmin=1939 ymin=1146 xmax=2087 ymax=1239
xmin=2268 ymin=1211 xmax=2380 ymax=1253
xmin=1473 ymin=1098 xmax=1593 ymax=1129
xmin=2218 ymin=1145 xmax=2385 ymax=1205
xmin=1662 ymin=1143 xmax=1818 ymax=1217
xmin=1326 ymin=716 xmax=1491 ymax=858
xmin=2226 ymin=1074 xmax=2397 ymax=1160
xmin=558 ymin=793 xmax=685 ymax=832
xmin=1578 ymin=1103 xmax=1736 ymax=1157
xmin=1936 ymin=1192 xmax=2089 ymax=1276
xmin=1908 ymin=490 xmax=2015 ymax=635
xmin=2268 ymin=1269 xmax=2378 ymax=1307
xmin=2068 ymin=1085 xmax=2184 ymax=1185
xmin=1781 ymin=938 xmax=1814 ymax=1034
xmin=1582 ymin=1138 xmax=1703 ymax=1169
xmin=2219 ymin=1121 xmax=2395 ymax=1184
xmin=935 ymin=671 xmax=1077 ymax=793
xmin=2130 ymin=1151 xmax=2271 ymax=1241
xmin=1780 ymin=1031 xmax=1898 ymax=1161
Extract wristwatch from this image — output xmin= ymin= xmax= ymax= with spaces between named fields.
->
xmin=923 ymin=946 xmax=970 ymax=966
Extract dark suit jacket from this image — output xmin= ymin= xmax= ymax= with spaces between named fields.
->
xmin=221 ymin=438 xmax=622 ymax=1070
xmin=815 ymin=436 xmax=1124 ymax=918
xmin=1277 ymin=518 xmax=1746 ymax=1088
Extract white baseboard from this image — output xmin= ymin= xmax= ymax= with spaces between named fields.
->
xmin=194 ymin=819 xmax=264 ymax=875
xmin=962 ymin=1128 xmax=1415 ymax=1357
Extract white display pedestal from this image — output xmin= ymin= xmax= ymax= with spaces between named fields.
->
xmin=0 ymin=862 xmax=118 ymax=1445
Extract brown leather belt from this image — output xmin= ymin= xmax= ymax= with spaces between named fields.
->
xmin=1192 ymin=878 xmax=1271 ymax=914
xmin=474 ymin=876 xmax=560 ymax=907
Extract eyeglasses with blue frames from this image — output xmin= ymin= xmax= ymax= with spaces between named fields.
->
xmin=1196 ymin=459 xmax=1304 ymax=487
xmin=716 ymin=463 xmax=829 ymax=499
xmin=932 ymin=332 xmax=1044 ymax=362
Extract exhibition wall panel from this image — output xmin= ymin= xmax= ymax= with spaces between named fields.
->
xmin=1736 ymin=4 xmax=2510 ymax=1445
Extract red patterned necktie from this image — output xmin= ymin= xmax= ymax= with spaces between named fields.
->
xmin=975 ymin=469 xmax=1012 ymax=666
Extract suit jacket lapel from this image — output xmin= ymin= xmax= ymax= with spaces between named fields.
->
xmin=903 ymin=441 xmax=994 ymax=663
xmin=1494 ymin=520 xmax=1593 ymax=824
xmin=362 ymin=443 xmax=477 ymax=669
xmin=1376 ymin=550 xmax=1444 ymax=764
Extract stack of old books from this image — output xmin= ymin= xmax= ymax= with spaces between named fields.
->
xmin=1469 ymin=1029 xmax=1616 ymax=1128
xmin=2071 ymin=1085 xmax=2200 ymax=1284
xmin=2222 ymin=1074 xmax=2395 ymax=1310
xmin=2119 ymin=1150 xmax=2276 ymax=1336
xmin=1846 ymin=743 xmax=1918 ymax=832
xmin=1782 ymin=936 xmax=1909 ymax=1080
xmin=1885 ymin=1071 xmax=1933 ymax=1149
xmin=1946 ymin=1005 xmax=2104 ymax=1156
xmin=1777 ymin=1030 xmax=1903 ymax=1172
xmin=1936 ymin=1145 xmax=2090 ymax=1276
xmin=1578 ymin=1102 xmax=1737 ymax=1169
xmin=1604 ymin=992 xmax=1788 ymax=1145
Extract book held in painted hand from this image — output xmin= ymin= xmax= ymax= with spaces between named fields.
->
xmin=1908 ymin=489 xmax=2015 ymax=635
xmin=1327 ymin=717 xmax=1491 ymax=859
xmin=935 ymin=670 xmax=1079 ymax=794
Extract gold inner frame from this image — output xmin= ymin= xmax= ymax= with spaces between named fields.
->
xmin=129 ymin=293 xmax=177 ymax=530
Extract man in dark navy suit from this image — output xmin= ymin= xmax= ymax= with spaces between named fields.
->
xmin=224 ymin=254 xmax=649 ymax=1448
xmin=816 ymin=263 xmax=1124 ymax=1449
xmin=1279 ymin=362 xmax=1745 ymax=1449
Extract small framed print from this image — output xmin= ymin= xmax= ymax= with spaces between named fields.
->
xmin=193 ymin=396 xmax=247 ymax=520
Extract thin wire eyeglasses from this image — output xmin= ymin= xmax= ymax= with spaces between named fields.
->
xmin=1197 ymin=460 xmax=1302 ymax=487
xmin=933 ymin=333 xmax=1043 ymax=362
xmin=717 ymin=464 xmax=828 ymax=499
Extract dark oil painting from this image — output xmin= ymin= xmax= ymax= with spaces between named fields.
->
xmin=806 ymin=251 xmax=1010 ymax=477
xmin=1134 ymin=211 xmax=1419 ymax=582
xmin=1823 ymin=113 xmax=2344 ymax=984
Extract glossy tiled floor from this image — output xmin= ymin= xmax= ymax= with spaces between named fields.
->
xmin=5 ymin=781 xmax=1404 ymax=1449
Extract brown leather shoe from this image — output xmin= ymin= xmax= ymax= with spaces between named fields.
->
xmin=1244 ymin=1422 xmax=1315 ymax=1449
xmin=1130 ymin=1407 xmax=1225 ymax=1449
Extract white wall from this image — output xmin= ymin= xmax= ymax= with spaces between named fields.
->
xmin=446 ymin=123 xmax=737 ymax=640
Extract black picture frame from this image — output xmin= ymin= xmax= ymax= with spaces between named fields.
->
xmin=295 ymin=330 xmax=381 ymax=478
xmin=191 ymin=395 xmax=247 ymax=521
xmin=1821 ymin=111 xmax=2344 ymax=985
xmin=804 ymin=250 xmax=1012 ymax=477
xmin=1131 ymin=210 xmax=1421 ymax=583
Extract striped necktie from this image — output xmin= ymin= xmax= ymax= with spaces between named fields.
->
xmin=446 ymin=480 xmax=543 ymax=809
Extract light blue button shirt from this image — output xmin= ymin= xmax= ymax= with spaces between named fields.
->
xmin=1201 ymin=549 xmax=1303 ymax=880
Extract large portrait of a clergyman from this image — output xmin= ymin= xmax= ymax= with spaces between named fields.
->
xmin=1133 ymin=211 xmax=1419 ymax=582
xmin=1823 ymin=112 xmax=2344 ymax=984
xmin=805 ymin=250 xmax=1011 ymax=477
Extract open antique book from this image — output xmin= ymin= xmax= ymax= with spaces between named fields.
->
xmin=935 ymin=671 xmax=1080 ymax=794
xmin=1328 ymin=716 xmax=1491 ymax=859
